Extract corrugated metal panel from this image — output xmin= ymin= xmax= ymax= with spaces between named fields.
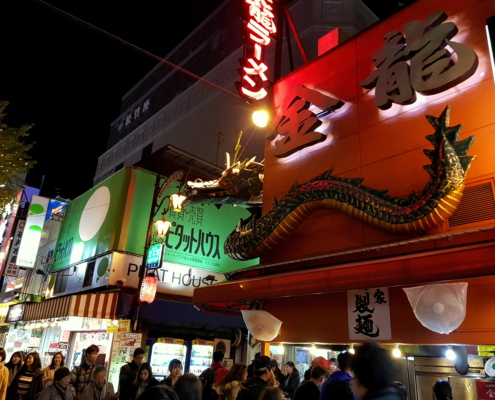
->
xmin=449 ymin=183 xmax=495 ymax=227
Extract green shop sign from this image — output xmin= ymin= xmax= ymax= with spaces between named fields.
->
xmin=51 ymin=167 xmax=155 ymax=272
xmin=157 ymin=183 xmax=259 ymax=273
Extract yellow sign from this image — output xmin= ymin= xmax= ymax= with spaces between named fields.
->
xmin=157 ymin=337 xmax=184 ymax=345
xmin=118 ymin=320 xmax=131 ymax=333
xmin=106 ymin=320 xmax=118 ymax=333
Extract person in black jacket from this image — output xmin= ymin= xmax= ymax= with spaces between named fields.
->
xmin=7 ymin=352 xmax=43 ymax=400
xmin=279 ymin=362 xmax=300 ymax=400
xmin=119 ymin=348 xmax=145 ymax=400
xmin=269 ymin=360 xmax=284 ymax=385
xmin=130 ymin=363 xmax=160 ymax=400
xmin=294 ymin=366 xmax=326 ymax=400
xmin=237 ymin=356 xmax=272 ymax=400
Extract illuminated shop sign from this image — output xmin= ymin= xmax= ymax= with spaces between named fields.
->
xmin=237 ymin=0 xmax=277 ymax=101
xmin=145 ymin=244 xmax=164 ymax=269
xmin=268 ymin=85 xmax=344 ymax=157
xmin=361 ymin=11 xmax=479 ymax=110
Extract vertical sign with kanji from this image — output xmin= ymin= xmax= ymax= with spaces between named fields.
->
xmin=347 ymin=287 xmax=391 ymax=341
xmin=4 ymin=220 xmax=25 ymax=277
xmin=236 ymin=0 xmax=277 ymax=101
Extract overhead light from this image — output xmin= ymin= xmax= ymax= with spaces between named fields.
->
xmin=446 ymin=345 xmax=456 ymax=360
xmin=348 ymin=344 xmax=355 ymax=354
xmin=277 ymin=343 xmax=284 ymax=354
xmin=170 ymin=193 xmax=187 ymax=212
xmin=311 ymin=344 xmax=318 ymax=355
xmin=155 ymin=218 xmax=172 ymax=237
xmin=252 ymin=110 xmax=269 ymax=127
xmin=392 ymin=344 xmax=402 ymax=358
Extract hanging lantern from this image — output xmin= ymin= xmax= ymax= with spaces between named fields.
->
xmin=140 ymin=275 xmax=158 ymax=304
xmin=170 ymin=193 xmax=187 ymax=212
xmin=155 ymin=218 xmax=172 ymax=237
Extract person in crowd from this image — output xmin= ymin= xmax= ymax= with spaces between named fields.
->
xmin=216 ymin=363 xmax=247 ymax=400
xmin=247 ymin=353 xmax=260 ymax=379
xmin=7 ymin=352 xmax=44 ymax=400
xmin=294 ymin=366 xmax=326 ymax=400
xmin=119 ymin=348 xmax=145 ymax=400
xmin=37 ymin=367 xmax=73 ymax=400
xmin=432 ymin=379 xmax=453 ymax=400
xmin=351 ymin=343 xmax=402 ymax=400
xmin=135 ymin=386 xmax=178 ymax=400
xmin=174 ymin=374 xmax=202 ymax=400
xmin=80 ymin=366 xmax=119 ymax=400
xmin=320 ymin=351 xmax=354 ymax=400
xmin=131 ymin=363 xmax=159 ymax=400
xmin=259 ymin=387 xmax=284 ymax=400
xmin=237 ymin=356 xmax=272 ymax=400
xmin=393 ymin=382 xmax=407 ymax=400
xmin=0 ymin=348 xmax=9 ymax=400
xmin=199 ymin=350 xmax=228 ymax=399
xmin=270 ymin=360 xmax=284 ymax=386
xmin=329 ymin=358 xmax=339 ymax=375
xmin=6 ymin=352 xmax=23 ymax=387
xmin=161 ymin=359 xmax=182 ymax=388
xmin=279 ymin=361 xmax=300 ymax=400
xmin=43 ymin=353 xmax=65 ymax=385
xmin=71 ymin=345 xmax=100 ymax=400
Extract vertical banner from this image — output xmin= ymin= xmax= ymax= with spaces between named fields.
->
xmin=17 ymin=196 xmax=50 ymax=268
xmin=4 ymin=220 xmax=25 ymax=277
xmin=347 ymin=287 xmax=391 ymax=341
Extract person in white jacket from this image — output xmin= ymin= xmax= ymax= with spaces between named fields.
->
xmin=80 ymin=367 xmax=119 ymax=400
xmin=37 ymin=368 xmax=74 ymax=400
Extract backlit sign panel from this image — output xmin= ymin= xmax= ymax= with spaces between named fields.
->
xmin=145 ymin=244 xmax=164 ymax=269
xmin=237 ymin=0 xmax=277 ymax=101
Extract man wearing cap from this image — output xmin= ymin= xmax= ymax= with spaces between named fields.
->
xmin=294 ymin=366 xmax=326 ymax=400
xmin=237 ymin=356 xmax=272 ymax=400
xmin=38 ymin=368 xmax=74 ymax=400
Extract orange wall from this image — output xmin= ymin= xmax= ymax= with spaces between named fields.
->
xmin=262 ymin=0 xmax=495 ymax=263
xmin=264 ymin=275 xmax=495 ymax=345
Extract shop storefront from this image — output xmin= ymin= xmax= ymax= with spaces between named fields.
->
xmin=192 ymin=0 xmax=495 ymax=398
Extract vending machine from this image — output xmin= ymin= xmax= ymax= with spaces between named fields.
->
xmin=149 ymin=338 xmax=186 ymax=380
xmin=189 ymin=339 xmax=215 ymax=376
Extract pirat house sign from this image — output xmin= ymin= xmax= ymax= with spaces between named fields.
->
xmin=267 ymin=11 xmax=478 ymax=157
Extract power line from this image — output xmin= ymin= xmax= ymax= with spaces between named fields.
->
xmin=33 ymin=0 xmax=243 ymax=101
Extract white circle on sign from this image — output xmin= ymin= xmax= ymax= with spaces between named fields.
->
xmin=79 ymin=186 xmax=111 ymax=241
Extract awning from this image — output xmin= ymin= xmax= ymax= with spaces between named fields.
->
xmin=23 ymin=293 xmax=118 ymax=322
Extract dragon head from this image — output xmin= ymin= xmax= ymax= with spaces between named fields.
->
xmin=184 ymin=157 xmax=264 ymax=206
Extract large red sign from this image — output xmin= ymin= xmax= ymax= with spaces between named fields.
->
xmin=237 ymin=0 xmax=277 ymax=101
xmin=476 ymin=380 xmax=495 ymax=400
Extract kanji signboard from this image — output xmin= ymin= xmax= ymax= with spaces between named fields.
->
xmin=347 ymin=287 xmax=391 ymax=340
xmin=361 ymin=11 xmax=478 ymax=109
xmin=237 ymin=0 xmax=277 ymax=101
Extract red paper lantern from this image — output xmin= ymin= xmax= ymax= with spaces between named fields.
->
xmin=140 ymin=276 xmax=158 ymax=304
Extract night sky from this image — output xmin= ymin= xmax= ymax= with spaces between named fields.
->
xmin=0 ymin=0 xmax=411 ymax=201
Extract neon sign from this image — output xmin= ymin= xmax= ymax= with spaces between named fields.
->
xmin=237 ymin=0 xmax=277 ymax=101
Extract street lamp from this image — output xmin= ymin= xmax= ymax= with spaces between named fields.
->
xmin=155 ymin=218 xmax=172 ymax=237
xmin=170 ymin=193 xmax=187 ymax=212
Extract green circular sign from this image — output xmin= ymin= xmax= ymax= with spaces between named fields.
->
xmin=97 ymin=258 xmax=109 ymax=277
xmin=29 ymin=225 xmax=43 ymax=233
xmin=29 ymin=203 xmax=44 ymax=215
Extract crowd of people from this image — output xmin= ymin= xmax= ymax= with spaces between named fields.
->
xmin=0 ymin=343 xmax=455 ymax=400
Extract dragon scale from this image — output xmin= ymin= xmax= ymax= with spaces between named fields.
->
xmin=224 ymin=106 xmax=475 ymax=261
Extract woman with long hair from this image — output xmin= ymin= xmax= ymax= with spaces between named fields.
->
xmin=161 ymin=360 xmax=182 ymax=388
xmin=131 ymin=363 xmax=160 ymax=400
xmin=279 ymin=362 xmax=300 ymax=400
xmin=5 ymin=352 xmax=23 ymax=387
xmin=174 ymin=374 xmax=201 ymax=400
xmin=7 ymin=352 xmax=44 ymax=400
xmin=432 ymin=380 xmax=453 ymax=400
xmin=216 ymin=363 xmax=247 ymax=400
xmin=42 ymin=353 xmax=65 ymax=385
